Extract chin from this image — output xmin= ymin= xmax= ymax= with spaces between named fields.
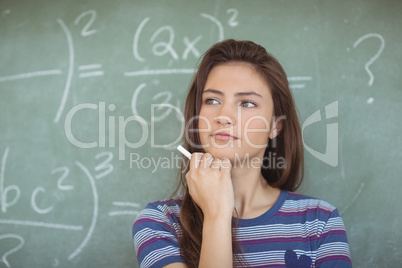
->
xmin=203 ymin=146 xmax=239 ymax=161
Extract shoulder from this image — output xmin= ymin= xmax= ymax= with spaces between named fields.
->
xmin=281 ymin=191 xmax=338 ymax=215
xmin=280 ymin=191 xmax=347 ymax=239
xmin=134 ymin=198 xmax=183 ymax=229
xmin=132 ymin=198 xmax=185 ymax=267
xmin=277 ymin=191 xmax=345 ymax=231
xmin=137 ymin=198 xmax=182 ymax=219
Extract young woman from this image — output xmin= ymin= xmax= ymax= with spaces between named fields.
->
xmin=133 ymin=39 xmax=352 ymax=268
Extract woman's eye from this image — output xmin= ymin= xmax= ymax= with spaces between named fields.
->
xmin=205 ymin=98 xmax=219 ymax=105
xmin=241 ymin=101 xmax=256 ymax=108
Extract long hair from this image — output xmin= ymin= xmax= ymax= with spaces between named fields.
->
xmin=175 ymin=39 xmax=304 ymax=267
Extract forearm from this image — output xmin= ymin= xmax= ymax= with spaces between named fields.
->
xmin=198 ymin=216 xmax=233 ymax=268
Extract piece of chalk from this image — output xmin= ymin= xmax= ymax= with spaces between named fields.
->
xmin=177 ymin=145 xmax=191 ymax=160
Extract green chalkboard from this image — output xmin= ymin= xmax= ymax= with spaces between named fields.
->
xmin=1 ymin=0 xmax=401 ymax=267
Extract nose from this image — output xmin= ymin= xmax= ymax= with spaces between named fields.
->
xmin=214 ymin=115 xmax=233 ymax=126
xmin=213 ymin=104 xmax=237 ymax=127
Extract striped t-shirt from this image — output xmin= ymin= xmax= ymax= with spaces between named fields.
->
xmin=133 ymin=190 xmax=352 ymax=267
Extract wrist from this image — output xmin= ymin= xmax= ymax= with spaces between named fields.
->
xmin=201 ymin=203 xmax=234 ymax=222
xmin=203 ymin=213 xmax=233 ymax=227
xmin=200 ymin=212 xmax=233 ymax=268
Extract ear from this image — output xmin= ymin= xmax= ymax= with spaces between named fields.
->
xmin=269 ymin=118 xmax=282 ymax=139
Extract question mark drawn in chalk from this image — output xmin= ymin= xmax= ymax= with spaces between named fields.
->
xmin=353 ymin=33 xmax=385 ymax=87
xmin=0 ymin=234 xmax=25 ymax=268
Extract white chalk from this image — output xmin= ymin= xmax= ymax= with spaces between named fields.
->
xmin=177 ymin=145 xmax=191 ymax=160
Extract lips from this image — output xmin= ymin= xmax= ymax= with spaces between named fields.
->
xmin=212 ymin=131 xmax=238 ymax=141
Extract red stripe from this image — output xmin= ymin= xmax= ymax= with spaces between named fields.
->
xmin=315 ymin=255 xmax=351 ymax=265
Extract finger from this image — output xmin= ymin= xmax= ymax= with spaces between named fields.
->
xmin=185 ymin=173 xmax=195 ymax=197
xmin=185 ymin=172 xmax=190 ymax=185
xmin=220 ymin=157 xmax=232 ymax=170
xmin=191 ymin=153 xmax=204 ymax=169
xmin=201 ymin=153 xmax=214 ymax=169
xmin=210 ymin=158 xmax=221 ymax=169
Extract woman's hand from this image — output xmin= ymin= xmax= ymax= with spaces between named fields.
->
xmin=185 ymin=153 xmax=234 ymax=220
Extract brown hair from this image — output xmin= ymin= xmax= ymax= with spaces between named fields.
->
xmin=175 ymin=39 xmax=304 ymax=267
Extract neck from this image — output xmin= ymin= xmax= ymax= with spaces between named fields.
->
xmin=230 ymin=160 xmax=281 ymax=219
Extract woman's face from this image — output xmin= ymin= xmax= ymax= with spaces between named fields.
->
xmin=197 ymin=62 xmax=278 ymax=164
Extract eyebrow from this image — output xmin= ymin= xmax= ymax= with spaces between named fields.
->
xmin=203 ymin=88 xmax=263 ymax=98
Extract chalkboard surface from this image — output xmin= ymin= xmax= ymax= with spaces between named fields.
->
xmin=1 ymin=0 xmax=401 ymax=267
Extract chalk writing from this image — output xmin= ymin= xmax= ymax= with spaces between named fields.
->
xmin=125 ymin=68 xmax=194 ymax=76
xmin=340 ymin=182 xmax=365 ymax=215
xmin=94 ymin=152 xmax=114 ymax=179
xmin=201 ymin=13 xmax=224 ymax=41
xmin=55 ymin=11 xmax=101 ymax=122
xmin=0 ymin=70 xmax=62 ymax=83
xmin=288 ymin=76 xmax=313 ymax=89
xmin=78 ymin=64 xmax=104 ymax=78
xmin=0 ymin=219 xmax=83 ymax=231
xmin=132 ymin=11 xmax=236 ymax=63
xmin=133 ymin=17 xmax=195 ymax=62
xmin=226 ymin=8 xmax=239 ymax=27
xmin=52 ymin=167 xmax=73 ymax=191
xmin=352 ymin=33 xmax=385 ymax=87
xmin=0 ymin=234 xmax=24 ymax=268
xmin=54 ymin=19 xmax=74 ymax=124
xmin=0 ymin=148 xmax=20 ymax=213
xmin=68 ymin=161 xmax=98 ymax=260
xmin=109 ymin=201 xmax=141 ymax=216
xmin=0 ymin=151 xmax=113 ymax=265
xmin=131 ymin=83 xmax=147 ymax=120
xmin=132 ymin=17 xmax=149 ymax=62
xmin=31 ymin=187 xmax=54 ymax=214
xmin=131 ymin=82 xmax=183 ymax=126
xmin=150 ymin=25 xmax=179 ymax=60
xmin=74 ymin=10 xmax=97 ymax=37
xmin=183 ymin=36 xmax=202 ymax=60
